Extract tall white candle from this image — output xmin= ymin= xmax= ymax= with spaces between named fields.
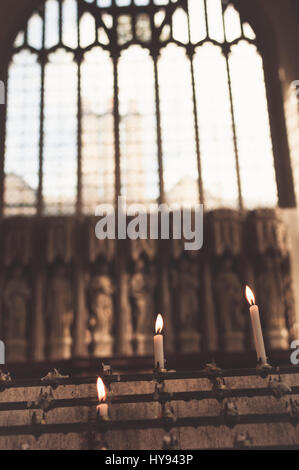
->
xmin=96 ymin=377 xmax=109 ymax=420
xmin=245 ymin=286 xmax=267 ymax=364
xmin=154 ymin=314 xmax=165 ymax=370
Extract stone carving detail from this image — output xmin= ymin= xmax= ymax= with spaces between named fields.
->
xmin=88 ymin=263 xmax=114 ymax=357
xmin=87 ymin=219 xmax=115 ymax=263
xmin=129 ymin=257 xmax=156 ymax=354
xmin=171 ymin=256 xmax=200 ymax=353
xmin=118 ymin=269 xmax=134 ymax=356
xmin=251 ymin=209 xmax=289 ymax=256
xmin=0 ymin=210 xmax=296 ymax=361
xmin=131 ymin=239 xmax=157 ymax=263
xmin=46 ymin=219 xmax=73 ymax=264
xmin=46 ymin=263 xmax=74 ymax=360
xmin=4 ymin=221 xmax=32 ymax=266
xmin=214 ymin=256 xmax=245 ymax=352
xmin=257 ymin=254 xmax=289 ymax=349
xmin=4 ymin=266 xmax=30 ymax=362
xmin=209 ymin=210 xmax=242 ymax=256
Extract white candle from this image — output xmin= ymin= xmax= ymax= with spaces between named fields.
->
xmin=245 ymin=286 xmax=267 ymax=364
xmin=96 ymin=377 xmax=109 ymax=420
xmin=154 ymin=314 xmax=165 ymax=370
xmin=97 ymin=402 xmax=108 ymax=420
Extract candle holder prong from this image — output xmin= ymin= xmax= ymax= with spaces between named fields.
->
xmin=202 ymin=361 xmax=223 ymax=385
xmin=99 ymin=442 xmax=109 ymax=450
xmin=31 ymin=411 xmax=43 ymax=426
xmin=101 ymin=362 xmax=113 ymax=377
xmin=268 ymin=375 xmax=292 ymax=399
xmin=41 ymin=368 xmax=69 ymax=389
xmin=212 ymin=377 xmax=230 ymax=401
xmin=153 ymin=364 xmax=167 ymax=381
xmin=31 ymin=409 xmax=47 ymax=438
xmin=234 ymin=431 xmax=253 ymax=449
xmin=256 ymin=359 xmax=273 ymax=378
xmin=34 ymin=387 xmax=54 ymax=413
xmin=202 ymin=360 xmax=223 ymax=375
xmin=0 ymin=370 xmax=12 ymax=392
xmin=220 ymin=398 xmax=240 ymax=428
xmin=153 ymin=380 xmax=165 ymax=400
xmin=286 ymin=397 xmax=299 ymax=426
xmin=160 ymin=402 xmax=177 ymax=424
xmin=162 ymin=432 xmax=179 ymax=450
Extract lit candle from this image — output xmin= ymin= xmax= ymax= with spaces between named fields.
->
xmin=245 ymin=286 xmax=267 ymax=364
xmin=96 ymin=377 xmax=108 ymax=420
xmin=154 ymin=313 xmax=165 ymax=370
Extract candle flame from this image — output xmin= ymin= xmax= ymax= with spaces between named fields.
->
xmin=97 ymin=377 xmax=106 ymax=402
xmin=245 ymin=285 xmax=255 ymax=306
xmin=155 ymin=313 xmax=163 ymax=334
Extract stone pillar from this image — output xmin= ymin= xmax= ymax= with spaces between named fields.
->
xmin=73 ymin=268 xmax=88 ymax=358
xmin=116 ymin=240 xmax=133 ymax=356
xmin=202 ymin=262 xmax=218 ymax=352
xmin=281 ymin=209 xmax=299 ymax=339
xmin=31 ymin=270 xmax=45 ymax=361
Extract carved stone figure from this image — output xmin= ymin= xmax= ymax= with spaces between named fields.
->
xmin=130 ymin=259 xmax=147 ymax=335
xmin=46 ymin=263 xmax=73 ymax=360
xmin=4 ymin=266 xmax=30 ymax=361
xmin=129 ymin=258 xmax=155 ymax=354
xmin=172 ymin=257 xmax=200 ymax=353
xmin=179 ymin=258 xmax=199 ymax=331
xmin=88 ymin=264 xmax=114 ymax=356
xmin=119 ymin=270 xmax=134 ymax=356
xmin=257 ymin=254 xmax=288 ymax=349
xmin=214 ymin=257 xmax=245 ymax=351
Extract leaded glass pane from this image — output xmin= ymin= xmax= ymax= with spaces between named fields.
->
xmin=5 ymin=51 xmax=41 ymax=216
xmin=119 ymin=46 xmax=159 ymax=205
xmin=81 ymin=48 xmax=115 ymax=211
xmin=229 ymin=42 xmax=278 ymax=208
xmin=43 ymin=49 xmax=78 ymax=214
xmin=159 ymin=44 xmax=199 ymax=207
xmin=194 ymin=44 xmax=238 ymax=209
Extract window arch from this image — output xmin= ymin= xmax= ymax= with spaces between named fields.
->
xmin=4 ymin=0 xmax=279 ymax=215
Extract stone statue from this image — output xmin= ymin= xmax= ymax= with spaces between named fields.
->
xmin=214 ymin=257 xmax=245 ymax=351
xmin=130 ymin=258 xmax=148 ymax=335
xmin=129 ymin=258 xmax=155 ymax=354
xmin=172 ymin=257 xmax=200 ymax=353
xmin=257 ymin=254 xmax=288 ymax=349
xmin=88 ymin=264 xmax=114 ymax=356
xmin=4 ymin=266 xmax=30 ymax=361
xmin=46 ymin=263 xmax=73 ymax=359
xmin=178 ymin=258 xmax=199 ymax=332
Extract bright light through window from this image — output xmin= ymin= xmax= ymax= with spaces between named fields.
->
xmin=4 ymin=0 xmax=278 ymax=215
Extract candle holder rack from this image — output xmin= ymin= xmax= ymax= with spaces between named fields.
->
xmin=0 ymin=365 xmax=299 ymax=449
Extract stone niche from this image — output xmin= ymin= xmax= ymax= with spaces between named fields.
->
xmin=0 ymin=208 xmax=297 ymax=363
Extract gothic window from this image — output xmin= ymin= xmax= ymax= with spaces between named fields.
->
xmin=4 ymin=0 xmax=278 ymax=215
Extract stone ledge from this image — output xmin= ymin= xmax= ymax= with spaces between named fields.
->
xmin=0 ymin=367 xmax=298 ymax=449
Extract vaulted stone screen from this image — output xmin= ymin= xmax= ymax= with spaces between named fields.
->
xmin=0 ymin=1 xmax=297 ymax=364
